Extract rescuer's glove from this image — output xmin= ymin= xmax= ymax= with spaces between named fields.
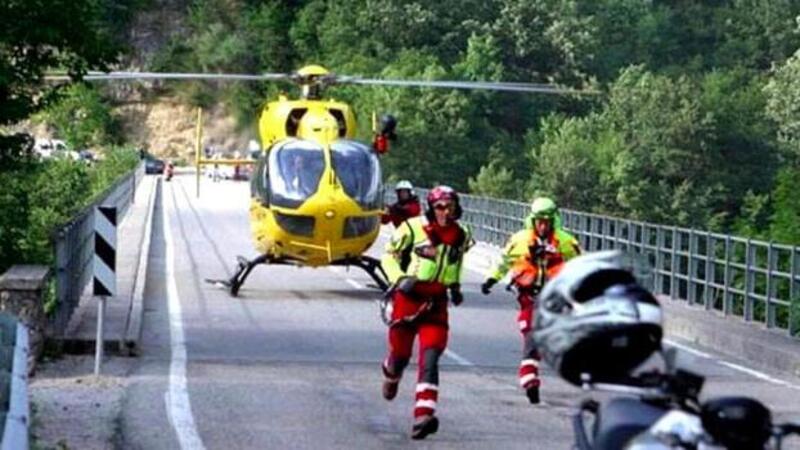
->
xmin=450 ymin=284 xmax=463 ymax=306
xmin=396 ymin=276 xmax=417 ymax=294
xmin=481 ymin=278 xmax=497 ymax=295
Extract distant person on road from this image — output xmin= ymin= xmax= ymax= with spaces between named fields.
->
xmin=165 ymin=160 xmax=174 ymax=181
xmin=381 ymin=180 xmax=421 ymax=227
xmin=480 ymin=197 xmax=581 ymax=404
xmin=380 ymin=186 xmax=473 ymax=440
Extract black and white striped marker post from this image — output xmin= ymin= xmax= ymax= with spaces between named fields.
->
xmin=93 ymin=206 xmax=117 ymax=375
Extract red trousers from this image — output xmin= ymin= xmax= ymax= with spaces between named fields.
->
xmin=516 ymin=291 xmax=541 ymax=390
xmin=382 ymin=287 xmax=448 ymax=419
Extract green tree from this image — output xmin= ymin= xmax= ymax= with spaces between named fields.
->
xmin=768 ymin=168 xmax=800 ymax=245
xmin=765 ymin=49 xmax=800 ymax=161
xmin=24 ymin=161 xmax=93 ymax=263
xmin=40 ymin=84 xmax=120 ymax=149
xmin=527 ymin=114 xmax=617 ymax=211
xmin=699 ymin=69 xmax=778 ymax=227
xmin=601 ymin=67 xmax=724 ymax=227
xmin=0 ymin=0 xmax=121 ymax=141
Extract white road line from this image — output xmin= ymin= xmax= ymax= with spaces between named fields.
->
xmin=345 ymin=278 xmax=364 ymax=290
xmin=444 ymin=348 xmax=474 ymax=367
xmin=718 ymin=361 xmax=800 ymax=390
xmin=663 ymin=339 xmax=712 ymax=359
xmin=163 ymin=185 xmax=206 ymax=450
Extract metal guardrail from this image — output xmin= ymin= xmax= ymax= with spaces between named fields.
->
xmin=0 ymin=314 xmax=29 ymax=450
xmin=50 ymin=162 xmax=145 ymax=337
xmin=387 ymin=188 xmax=800 ymax=337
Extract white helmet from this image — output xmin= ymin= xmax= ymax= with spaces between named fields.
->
xmin=533 ymin=250 xmax=663 ymax=386
xmin=395 ymin=180 xmax=414 ymax=192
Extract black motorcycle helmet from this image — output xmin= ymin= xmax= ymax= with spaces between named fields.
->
xmin=701 ymin=397 xmax=773 ymax=450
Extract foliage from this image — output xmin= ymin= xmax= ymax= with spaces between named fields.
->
xmin=0 ymin=0 xmax=123 ymax=129
xmin=0 ymin=167 xmax=35 ymax=272
xmin=91 ymin=0 xmax=800 ymax=242
xmin=0 ymin=0 xmax=139 ymax=273
xmin=38 ymin=84 xmax=121 ymax=149
xmin=24 ymin=160 xmax=94 ymax=264
xmin=768 ymin=167 xmax=800 ymax=245
xmin=0 ymin=149 xmax=139 ymax=274
xmin=765 ymin=48 xmax=800 ymax=161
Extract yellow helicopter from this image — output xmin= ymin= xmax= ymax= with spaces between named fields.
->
xmin=46 ymin=65 xmax=593 ymax=296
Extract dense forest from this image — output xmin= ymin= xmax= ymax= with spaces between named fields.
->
xmin=3 ymin=0 xmax=800 ymax=245
xmin=148 ymin=0 xmax=800 ymax=243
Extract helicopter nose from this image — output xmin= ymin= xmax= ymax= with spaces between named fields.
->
xmin=325 ymin=210 xmax=335 ymax=219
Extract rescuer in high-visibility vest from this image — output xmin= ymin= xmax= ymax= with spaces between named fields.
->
xmin=380 ymin=185 xmax=474 ymax=440
xmin=481 ymin=197 xmax=581 ymax=404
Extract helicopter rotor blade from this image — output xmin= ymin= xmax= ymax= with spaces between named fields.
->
xmin=336 ymin=77 xmax=597 ymax=95
xmin=43 ymin=71 xmax=292 ymax=82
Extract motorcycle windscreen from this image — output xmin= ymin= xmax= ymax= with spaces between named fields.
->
xmin=330 ymin=139 xmax=382 ymax=210
xmin=268 ymin=139 xmax=326 ymax=208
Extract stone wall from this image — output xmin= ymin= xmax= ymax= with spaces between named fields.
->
xmin=0 ymin=265 xmax=49 ymax=374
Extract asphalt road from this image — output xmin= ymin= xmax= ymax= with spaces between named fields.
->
xmin=120 ymin=175 xmax=800 ymax=449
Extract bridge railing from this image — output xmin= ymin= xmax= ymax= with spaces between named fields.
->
xmin=50 ymin=162 xmax=145 ymax=337
xmin=0 ymin=314 xmax=29 ymax=449
xmin=388 ymin=188 xmax=800 ymax=337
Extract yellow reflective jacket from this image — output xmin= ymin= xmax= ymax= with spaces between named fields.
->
xmin=488 ymin=228 xmax=581 ymax=287
xmin=381 ymin=217 xmax=473 ymax=286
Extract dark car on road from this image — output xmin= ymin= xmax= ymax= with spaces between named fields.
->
xmin=145 ymin=156 xmax=165 ymax=174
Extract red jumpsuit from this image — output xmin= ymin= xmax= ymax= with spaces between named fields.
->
xmin=381 ymin=221 xmax=468 ymax=421
xmin=380 ymin=197 xmax=422 ymax=227
xmin=504 ymin=232 xmax=577 ymax=392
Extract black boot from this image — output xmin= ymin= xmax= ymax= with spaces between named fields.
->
xmin=382 ymin=379 xmax=398 ymax=401
xmin=526 ymin=386 xmax=540 ymax=405
xmin=411 ymin=415 xmax=439 ymax=440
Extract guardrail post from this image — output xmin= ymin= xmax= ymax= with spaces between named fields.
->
xmin=655 ymin=226 xmax=665 ymax=295
xmin=688 ymin=230 xmax=698 ymax=305
xmin=670 ymin=227 xmax=679 ymax=300
xmin=723 ymin=235 xmax=732 ymax=315
xmin=766 ymin=242 xmax=776 ymax=329
xmin=791 ymin=246 xmax=798 ymax=336
xmin=744 ymin=239 xmax=754 ymax=322
xmin=704 ymin=233 xmax=714 ymax=310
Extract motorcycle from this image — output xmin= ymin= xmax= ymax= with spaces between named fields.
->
xmin=529 ymin=250 xmax=800 ymax=449
xmin=572 ymin=349 xmax=800 ymax=449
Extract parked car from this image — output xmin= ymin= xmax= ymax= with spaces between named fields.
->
xmin=33 ymin=138 xmax=68 ymax=159
xmin=145 ymin=156 xmax=165 ymax=174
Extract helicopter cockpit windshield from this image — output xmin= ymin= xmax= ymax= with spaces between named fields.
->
xmin=330 ymin=140 xmax=382 ymax=209
xmin=269 ymin=140 xmax=326 ymax=207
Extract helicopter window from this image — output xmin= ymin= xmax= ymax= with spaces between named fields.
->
xmin=330 ymin=140 xmax=382 ymax=210
xmin=328 ymin=109 xmax=347 ymax=137
xmin=268 ymin=140 xmax=325 ymax=208
xmin=285 ymin=108 xmax=308 ymax=136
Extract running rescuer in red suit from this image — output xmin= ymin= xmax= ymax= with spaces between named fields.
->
xmin=380 ymin=185 xmax=473 ymax=440
xmin=481 ymin=197 xmax=581 ymax=404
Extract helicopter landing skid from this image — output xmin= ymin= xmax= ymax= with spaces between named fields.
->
xmin=205 ymin=254 xmax=389 ymax=296
xmin=332 ymin=256 xmax=390 ymax=292
xmin=205 ymin=254 xmax=278 ymax=297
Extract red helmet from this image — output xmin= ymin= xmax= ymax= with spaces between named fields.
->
xmin=425 ymin=185 xmax=463 ymax=221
